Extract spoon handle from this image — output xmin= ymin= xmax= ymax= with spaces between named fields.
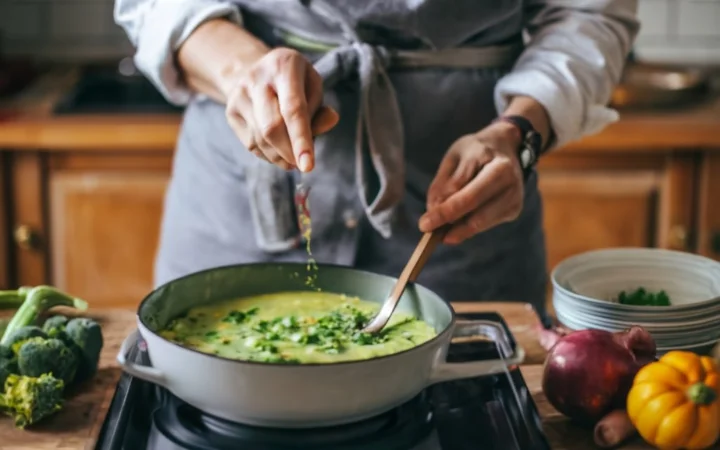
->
xmin=362 ymin=226 xmax=449 ymax=333
xmin=388 ymin=227 xmax=449 ymax=301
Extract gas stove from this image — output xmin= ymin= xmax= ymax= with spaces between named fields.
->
xmin=95 ymin=312 xmax=551 ymax=450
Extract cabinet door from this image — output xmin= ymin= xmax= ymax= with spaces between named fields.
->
xmin=698 ymin=153 xmax=720 ymax=260
xmin=537 ymin=153 xmax=696 ymax=272
xmin=8 ymin=152 xmax=47 ymax=287
xmin=48 ymin=171 xmax=168 ymax=307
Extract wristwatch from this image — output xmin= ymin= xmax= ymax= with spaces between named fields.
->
xmin=493 ymin=115 xmax=543 ymax=181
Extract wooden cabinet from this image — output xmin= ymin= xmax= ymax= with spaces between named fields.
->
xmin=4 ymin=152 xmax=171 ymax=307
xmin=48 ymin=168 xmax=168 ymax=307
xmin=537 ymin=153 xmax=697 ymax=271
xmin=0 ymin=145 xmax=717 ymax=309
xmin=698 ymin=153 xmax=720 ymax=260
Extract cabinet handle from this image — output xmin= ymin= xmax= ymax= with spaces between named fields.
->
xmin=668 ymin=225 xmax=689 ymax=251
xmin=14 ymin=225 xmax=40 ymax=251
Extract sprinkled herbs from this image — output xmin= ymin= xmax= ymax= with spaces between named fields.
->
xmin=223 ymin=307 xmax=259 ymax=324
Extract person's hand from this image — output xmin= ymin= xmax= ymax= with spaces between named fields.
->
xmin=224 ymin=47 xmax=339 ymax=172
xmin=418 ymin=121 xmax=525 ymax=245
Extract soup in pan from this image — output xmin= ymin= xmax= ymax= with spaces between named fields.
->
xmin=159 ymin=291 xmax=437 ymax=364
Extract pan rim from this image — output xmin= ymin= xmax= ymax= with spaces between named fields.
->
xmin=136 ymin=262 xmax=457 ymax=369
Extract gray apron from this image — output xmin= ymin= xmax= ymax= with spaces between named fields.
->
xmin=154 ymin=0 xmax=549 ymax=317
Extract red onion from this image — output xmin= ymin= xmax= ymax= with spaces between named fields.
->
xmin=542 ymin=326 xmax=657 ymax=425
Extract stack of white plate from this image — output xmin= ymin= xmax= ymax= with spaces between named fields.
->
xmin=551 ymin=248 xmax=720 ymax=355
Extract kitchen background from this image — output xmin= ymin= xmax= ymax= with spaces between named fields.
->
xmin=1 ymin=0 xmax=720 ymax=63
xmin=0 ymin=0 xmax=719 ymax=312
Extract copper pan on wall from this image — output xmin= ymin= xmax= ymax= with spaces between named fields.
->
xmin=610 ymin=62 xmax=712 ymax=110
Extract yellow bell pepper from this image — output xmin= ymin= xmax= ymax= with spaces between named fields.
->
xmin=627 ymin=350 xmax=720 ymax=450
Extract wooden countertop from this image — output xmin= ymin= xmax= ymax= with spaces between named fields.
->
xmin=462 ymin=302 xmax=655 ymax=450
xmin=1 ymin=66 xmax=720 ymax=153
xmin=0 ymin=302 xmax=661 ymax=450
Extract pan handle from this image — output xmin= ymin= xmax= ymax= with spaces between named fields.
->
xmin=427 ymin=319 xmax=525 ymax=385
xmin=116 ymin=329 xmax=168 ymax=387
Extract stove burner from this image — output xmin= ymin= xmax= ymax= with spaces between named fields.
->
xmin=148 ymin=393 xmax=434 ymax=450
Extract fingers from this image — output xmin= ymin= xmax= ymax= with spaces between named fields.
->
xmin=224 ymin=49 xmax=331 ymax=172
xmin=225 ymin=86 xmax=256 ymax=149
xmin=249 ymin=84 xmax=295 ymax=169
xmin=419 ymin=157 xmax=516 ymax=232
xmin=426 ymin=153 xmax=460 ymax=208
xmin=275 ymin=57 xmax=314 ymax=172
xmin=443 ymin=186 xmax=523 ymax=245
xmin=425 ymin=136 xmax=494 ymax=209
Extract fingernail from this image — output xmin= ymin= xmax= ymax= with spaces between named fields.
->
xmin=298 ymin=152 xmax=313 ymax=172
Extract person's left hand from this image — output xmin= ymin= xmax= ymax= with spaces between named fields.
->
xmin=418 ymin=121 xmax=525 ymax=245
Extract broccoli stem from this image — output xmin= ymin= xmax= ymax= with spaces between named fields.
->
xmin=0 ymin=287 xmax=31 ymax=309
xmin=0 ymin=286 xmax=88 ymax=346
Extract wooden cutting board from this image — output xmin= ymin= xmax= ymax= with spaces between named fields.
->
xmin=0 ymin=308 xmax=137 ymax=450
xmin=521 ymin=365 xmax=660 ymax=450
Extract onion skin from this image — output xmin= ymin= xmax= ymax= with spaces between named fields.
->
xmin=542 ymin=326 xmax=657 ymax=425
xmin=594 ymin=409 xmax=636 ymax=448
xmin=536 ymin=323 xmax=572 ymax=352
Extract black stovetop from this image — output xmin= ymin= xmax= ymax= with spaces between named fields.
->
xmin=95 ymin=312 xmax=551 ymax=450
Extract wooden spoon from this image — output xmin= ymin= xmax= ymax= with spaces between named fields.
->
xmin=361 ymin=226 xmax=449 ymax=334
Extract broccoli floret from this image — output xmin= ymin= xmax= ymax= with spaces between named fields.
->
xmin=42 ymin=315 xmax=69 ymax=338
xmin=64 ymin=318 xmax=103 ymax=382
xmin=0 ymin=346 xmax=17 ymax=387
xmin=17 ymin=337 xmax=78 ymax=385
xmin=0 ymin=345 xmax=12 ymax=359
xmin=4 ymin=326 xmax=48 ymax=354
xmin=0 ymin=373 xmax=64 ymax=428
xmin=0 ymin=286 xmax=87 ymax=346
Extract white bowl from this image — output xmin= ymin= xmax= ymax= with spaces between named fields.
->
xmin=552 ymin=248 xmax=720 ymax=312
xmin=551 ymin=247 xmax=720 ymax=354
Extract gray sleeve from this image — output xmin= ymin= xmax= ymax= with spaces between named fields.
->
xmin=494 ymin=0 xmax=640 ymax=149
xmin=114 ymin=0 xmax=243 ymax=105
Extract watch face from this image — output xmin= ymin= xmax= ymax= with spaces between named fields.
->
xmin=520 ymin=147 xmax=534 ymax=168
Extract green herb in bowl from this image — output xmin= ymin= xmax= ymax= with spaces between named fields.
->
xmin=616 ymin=287 xmax=671 ymax=306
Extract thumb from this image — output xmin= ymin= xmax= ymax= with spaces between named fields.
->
xmin=311 ymin=106 xmax=340 ymax=136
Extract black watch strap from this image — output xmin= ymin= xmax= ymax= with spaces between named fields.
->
xmin=493 ymin=115 xmax=543 ymax=181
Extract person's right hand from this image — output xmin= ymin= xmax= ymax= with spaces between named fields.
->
xmin=224 ymin=47 xmax=339 ymax=172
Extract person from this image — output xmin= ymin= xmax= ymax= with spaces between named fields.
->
xmin=114 ymin=0 xmax=638 ymax=318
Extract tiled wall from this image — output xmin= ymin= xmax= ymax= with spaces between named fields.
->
xmin=0 ymin=0 xmax=719 ymax=64
xmin=635 ymin=0 xmax=720 ymax=64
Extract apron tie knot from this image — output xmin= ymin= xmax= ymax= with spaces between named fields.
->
xmin=314 ymin=38 xmax=405 ymax=239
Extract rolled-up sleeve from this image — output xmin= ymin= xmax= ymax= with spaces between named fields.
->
xmin=114 ymin=0 xmax=242 ymax=105
xmin=494 ymin=0 xmax=639 ymax=149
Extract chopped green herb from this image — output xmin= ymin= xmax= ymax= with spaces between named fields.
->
xmin=617 ymin=288 xmax=671 ymax=306
xmin=222 ymin=307 xmax=259 ymax=324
